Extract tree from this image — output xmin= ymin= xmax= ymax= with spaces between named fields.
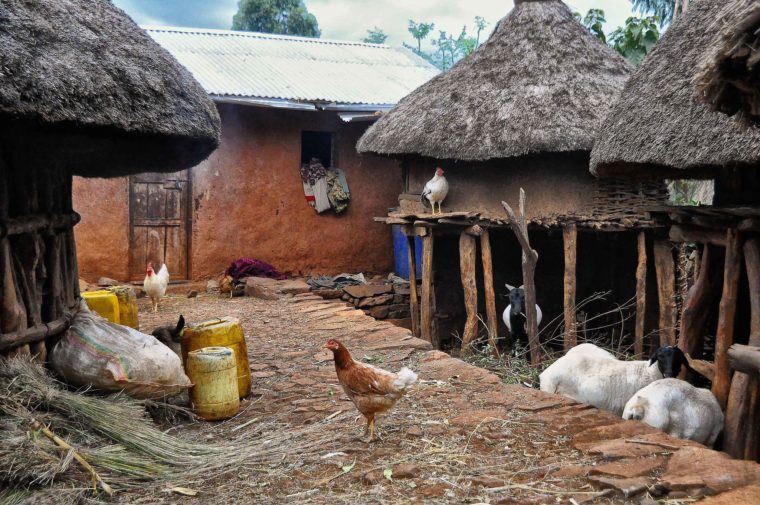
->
xmin=408 ymin=20 xmax=435 ymax=54
xmin=631 ymin=0 xmax=676 ymax=26
xmin=232 ymin=0 xmax=320 ymax=37
xmin=363 ymin=27 xmax=388 ymax=44
xmin=474 ymin=16 xmax=488 ymax=46
xmin=609 ymin=15 xmax=660 ymax=65
xmin=582 ymin=8 xmax=607 ymax=43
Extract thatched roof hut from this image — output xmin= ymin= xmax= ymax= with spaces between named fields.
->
xmin=591 ymin=0 xmax=760 ymax=178
xmin=358 ymin=0 xmax=631 ymax=161
xmin=695 ymin=0 xmax=760 ymax=125
xmin=0 ymin=0 xmax=221 ymax=177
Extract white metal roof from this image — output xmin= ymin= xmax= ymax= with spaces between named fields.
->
xmin=144 ymin=26 xmax=439 ymax=109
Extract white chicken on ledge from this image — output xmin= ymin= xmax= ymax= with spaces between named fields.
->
xmin=421 ymin=167 xmax=449 ymax=215
xmin=143 ymin=262 xmax=169 ymax=312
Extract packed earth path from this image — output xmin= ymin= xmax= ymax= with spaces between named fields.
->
xmin=122 ymin=291 xmax=760 ymax=504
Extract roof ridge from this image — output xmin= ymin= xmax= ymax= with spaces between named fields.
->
xmin=141 ymin=25 xmax=391 ymax=49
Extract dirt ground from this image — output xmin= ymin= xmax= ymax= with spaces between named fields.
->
xmin=114 ymin=292 xmax=746 ymax=505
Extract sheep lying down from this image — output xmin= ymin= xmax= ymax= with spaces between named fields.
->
xmin=539 ymin=343 xmax=689 ymax=416
xmin=623 ymin=378 xmax=724 ymax=447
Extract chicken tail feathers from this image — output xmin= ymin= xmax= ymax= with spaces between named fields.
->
xmin=393 ymin=367 xmax=418 ymax=390
xmin=157 ymin=264 xmax=170 ymax=279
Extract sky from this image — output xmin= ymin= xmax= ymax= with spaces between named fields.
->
xmin=114 ymin=0 xmax=640 ymax=49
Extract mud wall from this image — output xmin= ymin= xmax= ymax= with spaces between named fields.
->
xmin=72 ymin=176 xmax=130 ymax=281
xmin=406 ymin=152 xmax=595 ymax=220
xmin=73 ymin=104 xmax=401 ymax=282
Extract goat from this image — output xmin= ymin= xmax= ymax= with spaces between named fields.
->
xmin=151 ymin=314 xmax=185 ymax=357
xmin=502 ymin=283 xmax=542 ymax=344
xmin=539 ymin=343 xmax=690 ymax=415
xmin=623 ymin=378 xmax=724 ymax=446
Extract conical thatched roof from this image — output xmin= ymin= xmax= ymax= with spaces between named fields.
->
xmin=695 ymin=0 xmax=760 ymax=125
xmin=0 ymin=0 xmax=221 ymax=177
xmin=357 ymin=0 xmax=632 ymax=161
xmin=591 ymin=0 xmax=760 ymax=178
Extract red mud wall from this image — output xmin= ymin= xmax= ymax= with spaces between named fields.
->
xmin=73 ymin=104 xmax=401 ymax=281
xmin=191 ymin=105 xmax=399 ymax=278
xmin=72 ymin=176 xmax=130 ymax=282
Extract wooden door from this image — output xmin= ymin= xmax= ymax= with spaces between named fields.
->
xmin=129 ymin=171 xmax=190 ymax=281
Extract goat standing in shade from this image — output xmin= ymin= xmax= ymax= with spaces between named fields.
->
xmin=502 ymin=283 xmax=542 ymax=345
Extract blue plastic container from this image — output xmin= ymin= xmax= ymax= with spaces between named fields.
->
xmin=392 ymin=225 xmax=422 ymax=280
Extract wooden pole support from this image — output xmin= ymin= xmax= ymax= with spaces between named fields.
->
xmin=713 ymin=228 xmax=741 ymax=411
xmin=635 ymin=231 xmax=647 ymax=358
xmin=653 ymin=238 xmax=677 ymax=347
xmin=679 ymin=245 xmax=714 ymax=363
xmin=501 ymin=188 xmax=540 ymax=366
xmin=742 ymin=239 xmax=760 ymax=460
xmin=481 ymin=229 xmax=499 ymax=357
xmin=563 ymin=224 xmax=577 ymax=351
xmin=420 ymin=233 xmax=436 ymax=348
xmin=406 ymin=236 xmax=420 ymax=339
xmin=459 ymin=232 xmax=478 ymax=355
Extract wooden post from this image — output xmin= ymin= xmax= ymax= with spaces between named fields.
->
xmin=563 ymin=224 xmax=577 ymax=351
xmin=459 ymin=232 xmax=478 ymax=355
xmin=679 ymin=245 xmax=714 ymax=361
xmin=634 ymin=231 xmax=647 ymax=358
xmin=406 ymin=235 xmax=420 ymax=339
xmin=480 ymin=229 xmax=499 ymax=357
xmin=501 ymin=189 xmax=540 ymax=366
xmin=420 ymin=232 xmax=436 ymax=348
xmin=726 ymin=239 xmax=760 ymax=460
xmin=713 ymin=228 xmax=741 ymax=410
xmin=654 ymin=238 xmax=677 ymax=347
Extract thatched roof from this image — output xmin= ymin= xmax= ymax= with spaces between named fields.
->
xmin=591 ymin=0 xmax=760 ymax=178
xmin=0 ymin=0 xmax=221 ymax=177
xmin=695 ymin=0 xmax=760 ymax=125
xmin=357 ymin=0 xmax=632 ymax=161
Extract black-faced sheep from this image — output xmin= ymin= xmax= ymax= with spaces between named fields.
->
xmin=539 ymin=343 xmax=691 ymax=415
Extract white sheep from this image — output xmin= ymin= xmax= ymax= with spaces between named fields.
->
xmin=622 ymin=378 xmax=724 ymax=447
xmin=539 ymin=343 xmax=690 ymax=415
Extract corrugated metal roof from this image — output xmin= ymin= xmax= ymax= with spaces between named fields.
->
xmin=144 ymin=26 xmax=439 ymax=108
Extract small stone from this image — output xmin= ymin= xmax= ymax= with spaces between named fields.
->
xmin=406 ymin=426 xmax=423 ymax=437
xmin=187 ymin=290 xmax=198 ymax=298
xmin=588 ymin=476 xmax=649 ymax=498
xmin=277 ymin=280 xmax=311 ymax=295
xmin=244 ymin=277 xmax=279 ymax=300
xmin=369 ymin=305 xmax=390 ymax=319
xmin=97 ymin=276 xmax=120 ymax=287
xmin=393 ymin=294 xmax=405 ymax=304
xmin=470 ymin=477 xmax=503 ymax=488
xmin=206 ymin=279 xmax=220 ymax=292
xmin=343 ymin=284 xmax=392 ymax=299
xmin=392 ymin=284 xmax=411 ymax=295
xmin=428 ymin=424 xmax=448 ymax=435
xmin=357 ymin=294 xmax=395 ymax=308
xmin=341 ymin=293 xmax=351 ymax=301
xmin=78 ymin=278 xmax=90 ymax=292
xmin=314 ymin=289 xmax=343 ymax=299
xmin=361 ymin=470 xmax=385 ymax=485
xmin=393 ymin=464 xmax=420 ymax=479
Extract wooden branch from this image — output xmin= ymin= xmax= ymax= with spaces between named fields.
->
xmin=635 ymin=231 xmax=647 ymax=358
xmin=728 ymin=344 xmax=760 ymax=376
xmin=669 ymin=225 xmax=727 ymax=246
xmin=653 ymin=239 xmax=677 ymax=347
xmin=459 ymin=232 xmax=478 ymax=356
xmin=679 ymin=245 xmax=715 ymax=362
xmin=563 ymin=224 xmax=577 ymax=351
xmin=501 ymin=189 xmax=540 ymax=366
xmin=480 ymin=230 xmax=499 ymax=357
xmin=0 ymin=315 xmax=70 ymax=351
xmin=713 ymin=228 xmax=741 ymax=410
xmin=685 ymin=354 xmax=715 ymax=381
xmin=420 ymin=234 xmax=436 ymax=348
xmin=406 ymin=236 xmax=420 ymax=339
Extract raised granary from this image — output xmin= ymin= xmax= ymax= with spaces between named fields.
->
xmin=358 ymin=0 xmax=667 ymax=360
xmin=0 ymin=0 xmax=219 ymax=357
xmin=591 ymin=0 xmax=760 ymax=461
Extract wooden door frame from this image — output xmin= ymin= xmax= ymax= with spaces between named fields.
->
xmin=127 ymin=170 xmax=193 ymax=281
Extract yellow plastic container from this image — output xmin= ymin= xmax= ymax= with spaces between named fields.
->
xmin=107 ymin=286 xmax=139 ymax=329
xmin=82 ymin=290 xmax=120 ymax=324
xmin=181 ymin=317 xmax=251 ymax=398
xmin=186 ymin=347 xmax=240 ymax=421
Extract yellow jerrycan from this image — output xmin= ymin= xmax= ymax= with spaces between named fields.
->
xmin=186 ymin=347 xmax=240 ymax=420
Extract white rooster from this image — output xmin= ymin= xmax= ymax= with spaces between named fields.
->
xmin=421 ymin=167 xmax=449 ymax=215
xmin=143 ymin=262 xmax=169 ymax=312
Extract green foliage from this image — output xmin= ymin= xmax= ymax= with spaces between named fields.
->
xmin=407 ymin=20 xmax=435 ymax=54
xmin=609 ymin=15 xmax=661 ymax=65
xmin=362 ymin=27 xmax=388 ymax=44
xmin=582 ymin=8 xmax=607 ymax=43
xmin=474 ymin=16 xmax=488 ymax=46
xmin=631 ymin=0 xmax=676 ymax=27
xmin=232 ymin=0 xmax=320 ymax=37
